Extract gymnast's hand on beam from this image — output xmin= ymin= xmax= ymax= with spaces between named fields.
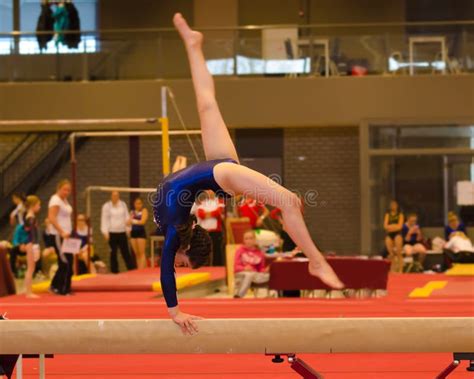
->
xmin=169 ymin=307 xmax=203 ymax=335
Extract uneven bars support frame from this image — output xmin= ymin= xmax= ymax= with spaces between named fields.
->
xmin=161 ymin=86 xmax=170 ymax=176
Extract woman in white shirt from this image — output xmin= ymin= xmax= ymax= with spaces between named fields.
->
xmin=49 ymin=179 xmax=74 ymax=295
xmin=101 ymin=191 xmax=136 ymax=273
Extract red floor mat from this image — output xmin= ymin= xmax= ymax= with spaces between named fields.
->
xmin=71 ymin=267 xmax=225 ymax=292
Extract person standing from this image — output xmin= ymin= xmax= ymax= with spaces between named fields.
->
xmin=238 ymin=196 xmax=269 ymax=229
xmin=10 ymin=193 xmax=26 ymax=247
xmin=101 ymin=191 xmax=136 ymax=273
xmin=49 ymin=179 xmax=74 ymax=295
xmin=23 ymin=195 xmax=42 ymax=299
xmin=383 ymin=200 xmax=404 ymax=272
xmin=193 ymin=190 xmax=225 ymax=265
xmin=129 ymin=197 xmax=148 ymax=269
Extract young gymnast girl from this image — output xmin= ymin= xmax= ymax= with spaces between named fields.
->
xmin=154 ymin=13 xmax=344 ymax=335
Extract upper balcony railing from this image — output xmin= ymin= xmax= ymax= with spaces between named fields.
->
xmin=0 ymin=20 xmax=473 ymax=82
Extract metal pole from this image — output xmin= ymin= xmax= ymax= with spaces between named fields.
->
xmin=160 ymin=87 xmax=170 ymax=176
xmin=0 ymin=118 xmax=158 ymax=127
xmin=359 ymin=121 xmax=371 ymax=255
xmin=70 ymin=135 xmax=78 ymax=276
xmin=86 ymin=187 xmax=92 ymax=272
xmin=443 ymin=155 xmax=449 ymax=223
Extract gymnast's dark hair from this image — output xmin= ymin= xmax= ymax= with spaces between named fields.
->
xmin=176 ymin=215 xmax=212 ymax=269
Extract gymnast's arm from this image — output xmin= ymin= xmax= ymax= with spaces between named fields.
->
xmin=161 ymin=225 xmax=202 ymax=335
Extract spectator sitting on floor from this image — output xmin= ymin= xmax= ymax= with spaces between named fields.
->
xmin=445 ymin=211 xmax=467 ymax=241
xmin=444 ymin=232 xmax=474 ymax=253
xmin=234 ymin=229 xmax=269 ymax=298
xmin=402 ymin=213 xmax=427 ymax=268
xmin=75 ymin=214 xmax=97 ymax=275
xmin=383 ymin=200 xmax=404 ymax=272
xmin=9 ymin=244 xmax=27 ymax=279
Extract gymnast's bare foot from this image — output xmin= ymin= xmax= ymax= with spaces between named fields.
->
xmin=309 ymin=260 xmax=344 ymax=289
xmin=173 ymin=13 xmax=203 ymax=49
xmin=26 ymin=293 xmax=40 ymax=299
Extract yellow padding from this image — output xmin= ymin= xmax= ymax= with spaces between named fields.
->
xmin=32 ymin=281 xmax=51 ymax=294
xmin=445 ymin=264 xmax=474 ymax=276
xmin=32 ymin=274 xmax=96 ymax=293
xmin=152 ymin=272 xmax=211 ymax=292
xmin=72 ymin=274 xmax=96 ymax=281
xmin=408 ymin=280 xmax=447 ymax=298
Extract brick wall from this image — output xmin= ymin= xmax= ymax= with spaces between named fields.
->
xmin=284 ymin=127 xmax=360 ymax=253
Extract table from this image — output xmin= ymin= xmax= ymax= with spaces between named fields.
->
xmin=0 ymin=247 xmax=16 ymax=297
xmin=268 ymin=257 xmax=390 ymax=291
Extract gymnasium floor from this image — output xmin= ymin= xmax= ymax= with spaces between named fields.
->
xmin=1 ymin=272 xmax=473 ymax=378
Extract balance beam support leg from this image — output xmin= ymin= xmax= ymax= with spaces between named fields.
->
xmin=435 ymin=360 xmax=459 ymax=379
xmin=16 ymin=355 xmax=22 ymax=379
xmin=39 ymin=354 xmax=45 ymax=379
xmin=289 ymin=356 xmax=324 ymax=379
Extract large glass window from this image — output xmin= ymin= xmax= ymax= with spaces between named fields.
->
xmin=19 ymin=0 xmax=98 ymax=54
xmin=370 ymin=125 xmax=474 ymax=149
xmin=365 ymin=124 xmax=474 ymax=253
xmin=0 ymin=0 xmax=13 ymax=55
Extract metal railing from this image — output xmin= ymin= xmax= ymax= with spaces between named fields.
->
xmin=0 ymin=20 xmax=473 ymax=81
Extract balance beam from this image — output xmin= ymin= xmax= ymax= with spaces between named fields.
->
xmin=1 ymin=318 xmax=473 ymax=355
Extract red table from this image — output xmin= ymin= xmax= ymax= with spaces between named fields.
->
xmin=0 ymin=247 xmax=16 ymax=297
xmin=268 ymin=257 xmax=390 ymax=291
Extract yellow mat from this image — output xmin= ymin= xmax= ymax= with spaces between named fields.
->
xmin=408 ymin=280 xmax=447 ymax=298
xmin=445 ymin=264 xmax=474 ymax=276
xmin=32 ymin=274 xmax=97 ymax=294
xmin=152 ymin=272 xmax=211 ymax=292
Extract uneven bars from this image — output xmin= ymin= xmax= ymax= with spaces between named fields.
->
xmin=71 ymin=130 xmax=201 ymax=138
xmin=0 ymin=318 xmax=473 ymax=354
xmin=0 ymin=118 xmax=158 ymax=126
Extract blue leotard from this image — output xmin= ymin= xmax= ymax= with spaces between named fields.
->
xmin=153 ymin=158 xmax=236 ymax=307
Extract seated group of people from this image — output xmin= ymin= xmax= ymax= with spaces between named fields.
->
xmin=384 ymin=200 xmax=472 ymax=272
xmin=231 ymin=197 xmax=300 ymax=298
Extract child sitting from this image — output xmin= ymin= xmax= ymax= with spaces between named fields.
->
xmin=234 ymin=229 xmax=269 ymax=298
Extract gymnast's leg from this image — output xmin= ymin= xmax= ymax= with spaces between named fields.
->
xmin=173 ymin=13 xmax=239 ymax=163
xmin=214 ymin=163 xmax=344 ymax=289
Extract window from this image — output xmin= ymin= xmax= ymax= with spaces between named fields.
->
xmin=0 ymin=0 xmax=13 ymax=55
xmin=0 ymin=0 xmax=99 ymax=55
